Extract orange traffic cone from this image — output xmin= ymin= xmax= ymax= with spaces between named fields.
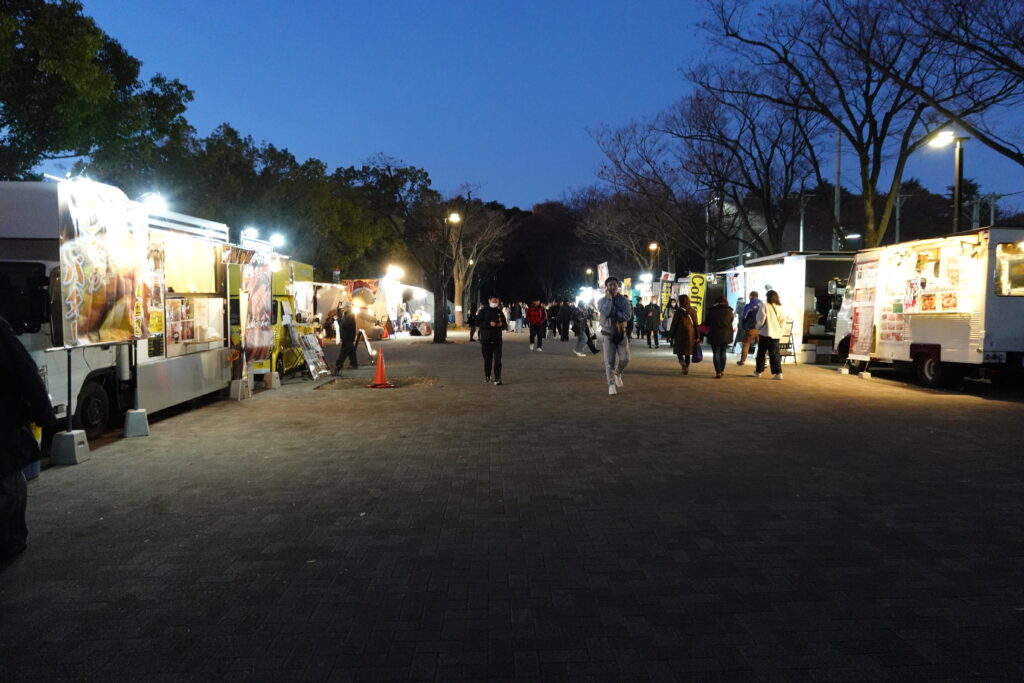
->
xmin=382 ymin=324 xmax=389 ymax=339
xmin=368 ymin=349 xmax=394 ymax=388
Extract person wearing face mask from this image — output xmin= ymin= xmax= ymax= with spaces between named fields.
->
xmin=476 ymin=295 xmax=508 ymax=385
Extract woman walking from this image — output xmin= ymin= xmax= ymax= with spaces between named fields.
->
xmin=753 ymin=290 xmax=787 ymax=380
xmin=706 ymin=295 xmax=735 ymax=378
xmin=668 ymin=294 xmax=700 ymax=374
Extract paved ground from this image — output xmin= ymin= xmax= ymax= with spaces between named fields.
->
xmin=2 ymin=331 xmax=1023 ymax=681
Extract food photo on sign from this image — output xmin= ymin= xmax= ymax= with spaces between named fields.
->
xmin=58 ymin=180 xmax=150 ymax=345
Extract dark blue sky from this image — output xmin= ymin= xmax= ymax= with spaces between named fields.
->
xmin=78 ymin=0 xmax=1023 ymax=212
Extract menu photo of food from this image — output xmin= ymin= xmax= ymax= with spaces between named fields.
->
xmin=166 ymin=298 xmax=182 ymax=344
xmin=941 ymin=292 xmax=958 ymax=310
xmin=921 ymin=293 xmax=936 ymax=311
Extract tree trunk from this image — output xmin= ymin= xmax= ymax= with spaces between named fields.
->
xmin=453 ymin=261 xmax=465 ymax=327
xmin=432 ymin=277 xmax=448 ymax=343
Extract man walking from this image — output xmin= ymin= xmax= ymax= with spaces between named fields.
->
xmin=510 ymin=301 xmax=523 ymax=333
xmin=572 ymin=301 xmax=593 ymax=357
xmin=557 ymin=300 xmax=573 ymax=342
xmin=525 ymin=298 xmax=547 ymax=351
xmin=598 ymin=277 xmax=632 ymax=396
xmin=736 ymin=291 xmax=762 ymax=366
xmin=477 ymin=295 xmax=507 ymax=385
xmin=334 ymin=303 xmax=358 ymax=373
xmin=0 ymin=314 xmax=56 ymax=562
xmin=645 ymin=300 xmax=662 ymax=348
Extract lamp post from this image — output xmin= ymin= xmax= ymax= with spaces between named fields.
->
xmin=586 ymin=268 xmax=593 ymax=287
xmin=928 ymin=130 xmax=969 ymax=234
xmin=648 ymin=242 xmax=659 ymax=272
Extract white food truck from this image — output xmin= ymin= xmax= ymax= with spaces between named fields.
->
xmin=835 ymin=227 xmax=1024 ymax=388
xmin=0 ymin=180 xmax=232 ymax=441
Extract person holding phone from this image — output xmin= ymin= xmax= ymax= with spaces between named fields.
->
xmin=597 ymin=277 xmax=633 ymax=395
xmin=477 ymin=295 xmax=508 ymax=385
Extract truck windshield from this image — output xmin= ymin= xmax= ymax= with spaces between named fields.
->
xmin=0 ymin=261 xmax=49 ymax=334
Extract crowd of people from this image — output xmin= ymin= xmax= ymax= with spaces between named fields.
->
xmin=466 ymin=280 xmax=790 ymax=393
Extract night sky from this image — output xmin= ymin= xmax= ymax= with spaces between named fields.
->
xmin=75 ymin=0 xmax=1023 ymax=212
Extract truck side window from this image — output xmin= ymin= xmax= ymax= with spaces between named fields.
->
xmin=995 ymin=243 xmax=1024 ymax=296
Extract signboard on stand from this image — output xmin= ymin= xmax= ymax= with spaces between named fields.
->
xmin=58 ymin=180 xmax=150 ymax=345
xmin=597 ymin=262 xmax=609 ymax=285
xmin=849 ymin=254 xmax=880 ymax=358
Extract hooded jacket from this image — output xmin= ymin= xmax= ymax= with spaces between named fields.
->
xmin=598 ymin=294 xmax=632 ymax=336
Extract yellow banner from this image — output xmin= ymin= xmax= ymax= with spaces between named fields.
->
xmin=688 ymin=273 xmax=707 ymax=324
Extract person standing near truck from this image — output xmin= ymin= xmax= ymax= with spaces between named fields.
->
xmin=333 ymin=303 xmax=358 ymax=373
xmin=0 ymin=314 xmax=56 ymax=563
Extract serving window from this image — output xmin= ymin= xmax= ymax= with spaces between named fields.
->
xmin=995 ymin=243 xmax=1024 ymax=296
xmin=166 ymin=295 xmax=225 ymax=357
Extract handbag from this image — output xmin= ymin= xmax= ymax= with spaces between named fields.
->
xmin=691 ymin=341 xmax=704 ymax=363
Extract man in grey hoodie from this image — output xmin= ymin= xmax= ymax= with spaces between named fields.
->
xmin=597 ymin=276 xmax=633 ymax=395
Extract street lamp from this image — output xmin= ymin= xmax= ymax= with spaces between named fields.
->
xmin=270 ymin=233 xmax=285 ymax=247
xmin=929 ymin=130 xmax=969 ymax=233
xmin=447 ymin=212 xmax=461 ymax=224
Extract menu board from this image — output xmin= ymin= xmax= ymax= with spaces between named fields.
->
xmin=848 ymin=254 xmax=879 ymax=357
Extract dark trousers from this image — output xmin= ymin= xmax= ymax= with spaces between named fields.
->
xmin=482 ymin=340 xmax=502 ymax=379
xmin=529 ymin=324 xmax=545 ymax=348
xmin=711 ymin=344 xmax=728 ymax=374
xmin=755 ymin=335 xmax=781 ymax=375
xmin=559 ymin=321 xmax=570 ymax=341
xmin=645 ymin=328 xmax=660 ymax=347
xmin=336 ymin=342 xmax=358 ymax=369
xmin=469 ymin=325 xmax=477 ymax=341
xmin=0 ymin=470 xmax=28 ymax=555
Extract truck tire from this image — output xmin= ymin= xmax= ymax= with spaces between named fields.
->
xmin=914 ymin=354 xmax=943 ymax=388
xmin=73 ymin=381 xmax=110 ymax=441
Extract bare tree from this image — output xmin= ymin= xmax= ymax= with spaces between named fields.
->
xmin=659 ymin=75 xmax=819 ymax=256
xmin=701 ymin=0 xmax=991 ymax=247
xmin=450 ymin=200 xmax=515 ymax=326
xmin=880 ymin=0 xmax=1024 ymax=167
xmin=591 ymin=122 xmax=719 ymax=271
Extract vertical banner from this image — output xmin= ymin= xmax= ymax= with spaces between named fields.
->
xmin=597 ymin=262 xmax=609 ymax=285
xmin=660 ymin=280 xmax=672 ymax=311
xmin=688 ymin=273 xmax=708 ymax=324
xmin=849 ymin=254 xmax=880 ymax=357
xmin=243 ymin=253 xmax=273 ymax=365
xmin=58 ymin=180 xmax=148 ymax=345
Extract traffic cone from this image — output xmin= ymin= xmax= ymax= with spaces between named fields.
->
xmin=368 ymin=349 xmax=394 ymax=388
xmin=382 ymin=324 xmax=389 ymax=339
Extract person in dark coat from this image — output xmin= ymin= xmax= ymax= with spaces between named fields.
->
xmin=334 ymin=304 xmax=358 ymax=373
xmin=668 ymin=294 xmax=700 ymax=374
xmin=467 ymin=303 xmax=479 ymax=342
xmin=477 ymin=295 xmax=508 ymax=384
xmin=0 ymin=314 xmax=56 ymax=562
xmin=706 ymin=295 xmax=736 ymax=378
xmin=644 ymin=301 xmax=662 ymax=348
xmin=557 ymin=301 xmax=573 ymax=341
xmin=547 ymin=302 xmax=560 ymax=335
xmin=632 ymin=297 xmax=645 ymax=339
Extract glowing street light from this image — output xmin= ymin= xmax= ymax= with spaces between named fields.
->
xmin=447 ymin=212 xmax=462 ymax=224
xmin=270 ymin=233 xmax=285 ymax=247
xmin=928 ymin=129 xmax=969 ymax=233
xmin=385 ymin=264 xmax=405 ymax=280
xmin=242 ymin=226 xmax=259 ymax=239
xmin=648 ymin=242 xmax=659 ymax=251
xmin=139 ymin=192 xmax=168 ymax=214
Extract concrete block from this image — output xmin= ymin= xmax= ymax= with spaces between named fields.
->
xmin=859 ymin=371 xmax=872 ymax=379
xmin=265 ymin=372 xmax=281 ymax=389
xmin=229 ymin=379 xmax=251 ymax=400
xmin=51 ymin=430 xmax=90 ymax=466
xmin=123 ymin=409 xmax=150 ymax=437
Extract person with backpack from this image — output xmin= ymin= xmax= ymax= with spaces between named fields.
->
xmin=753 ymin=289 xmax=787 ymax=380
xmin=525 ymin=298 xmax=548 ymax=351
xmin=736 ymin=291 xmax=762 ymax=367
xmin=668 ymin=294 xmax=700 ymax=375
xmin=706 ymin=295 xmax=735 ymax=378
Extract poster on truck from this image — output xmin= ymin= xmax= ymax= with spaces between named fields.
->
xmin=849 ymin=253 xmax=880 ymax=357
xmin=58 ymin=180 xmax=150 ymax=345
xmin=243 ymin=253 xmax=273 ymax=364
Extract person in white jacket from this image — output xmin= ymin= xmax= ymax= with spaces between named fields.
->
xmin=753 ymin=290 xmax=787 ymax=380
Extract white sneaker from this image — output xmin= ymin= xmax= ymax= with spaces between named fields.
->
xmin=614 ymin=373 xmax=623 ymax=388
xmin=772 ymin=373 xmax=783 ymax=380
xmin=529 ymin=344 xmax=534 ymax=350
xmin=608 ymin=384 xmax=617 ymax=395
xmin=574 ymin=351 xmax=586 ymax=357
xmin=752 ymin=371 xmax=762 ymax=377
xmin=536 ymin=347 xmax=543 ymax=352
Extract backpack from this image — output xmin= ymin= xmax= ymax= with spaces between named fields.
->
xmin=742 ymin=303 xmax=759 ymax=331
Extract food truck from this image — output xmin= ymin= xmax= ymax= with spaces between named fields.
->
xmin=0 ymin=179 xmax=233 ymax=440
xmin=721 ymin=252 xmax=853 ymax=358
xmin=835 ymin=227 xmax=1024 ymax=387
xmin=270 ymin=258 xmax=316 ymax=376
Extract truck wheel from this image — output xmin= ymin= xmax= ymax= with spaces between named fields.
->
xmin=848 ymin=360 xmax=868 ymax=374
xmin=915 ymin=354 xmax=943 ymax=388
xmin=73 ymin=381 xmax=110 ymax=441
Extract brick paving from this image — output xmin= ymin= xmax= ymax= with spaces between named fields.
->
xmin=2 ymin=331 xmax=1023 ymax=681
